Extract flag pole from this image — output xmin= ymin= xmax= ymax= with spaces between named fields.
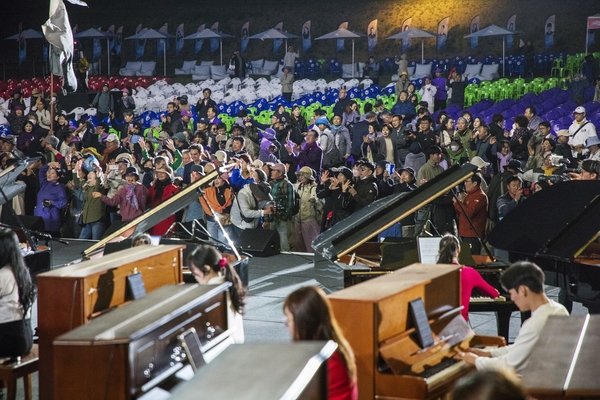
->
xmin=50 ymin=72 xmax=54 ymax=135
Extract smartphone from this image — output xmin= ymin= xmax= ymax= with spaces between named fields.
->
xmin=131 ymin=135 xmax=140 ymax=144
xmin=386 ymin=163 xmax=395 ymax=176
xmin=177 ymin=328 xmax=206 ymax=373
xmin=109 ymin=165 xmax=118 ymax=171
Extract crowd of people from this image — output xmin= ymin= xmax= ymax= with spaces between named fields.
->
xmin=0 ymin=65 xmax=599 ymax=256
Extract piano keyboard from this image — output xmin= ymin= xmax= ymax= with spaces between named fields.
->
xmin=469 ymin=295 xmax=507 ymax=303
xmin=420 ymin=357 xmax=472 ymax=388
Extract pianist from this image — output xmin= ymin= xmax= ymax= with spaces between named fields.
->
xmin=456 ymin=262 xmax=568 ymax=373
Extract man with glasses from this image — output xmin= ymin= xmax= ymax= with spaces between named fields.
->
xmin=568 ymin=106 xmax=597 ymax=160
xmin=453 ymin=174 xmax=488 ymax=255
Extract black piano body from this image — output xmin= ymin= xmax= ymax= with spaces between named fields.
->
xmin=488 ymin=180 xmax=600 ymax=312
xmin=312 ymin=163 xmax=478 ymax=292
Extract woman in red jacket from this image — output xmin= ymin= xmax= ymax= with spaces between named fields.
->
xmin=437 ymin=234 xmax=499 ymax=321
xmin=284 ymin=286 xmax=357 ymax=400
xmin=146 ymin=166 xmax=178 ymax=236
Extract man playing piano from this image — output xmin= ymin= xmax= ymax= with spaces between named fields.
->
xmin=456 ymin=262 xmax=568 ymax=373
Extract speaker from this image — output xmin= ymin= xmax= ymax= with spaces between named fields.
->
xmin=236 ymin=229 xmax=280 ymax=257
xmin=5 ymin=215 xmax=45 ymax=232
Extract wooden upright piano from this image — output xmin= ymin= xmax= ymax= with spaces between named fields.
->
xmin=37 ymin=244 xmax=184 ymax=400
xmin=328 ymin=263 xmax=506 ymax=400
xmin=53 ymin=283 xmax=232 ymax=400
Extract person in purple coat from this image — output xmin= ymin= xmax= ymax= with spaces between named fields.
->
xmin=35 ymin=162 xmax=68 ymax=237
xmin=295 ymin=130 xmax=323 ymax=175
xmin=431 ymin=68 xmax=448 ymax=112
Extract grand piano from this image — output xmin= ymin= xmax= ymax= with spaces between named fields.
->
xmin=488 ymin=180 xmax=600 ymax=312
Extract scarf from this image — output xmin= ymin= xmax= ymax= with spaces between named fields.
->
xmin=125 ymin=183 xmax=139 ymax=210
xmin=497 ymin=151 xmax=513 ymax=173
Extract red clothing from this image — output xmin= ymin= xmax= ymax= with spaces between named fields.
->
xmin=146 ymin=182 xmax=178 ymax=236
xmin=328 ymin=351 xmax=357 ymax=400
xmin=100 ymin=183 xmax=148 ymax=221
xmin=461 ymin=266 xmax=499 ymax=321
xmin=453 ymin=187 xmax=488 ymax=238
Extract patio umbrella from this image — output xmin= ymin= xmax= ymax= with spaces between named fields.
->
xmin=183 ymin=30 xmax=233 ymax=65
xmin=464 ymin=25 xmax=517 ymax=77
xmin=75 ymin=28 xmax=115 ymax=75
xmin=248 ymin=28 xmax=299 ymax=52
xmin=386 ymin=28 xmax=436 ymax=64
xmin=5 ymin=29 xmax=44 ymax=40
xmin=315 ymin=28 xmax=365 ymax=77
xmin=126 ymin=29 xmax=174 ymax=76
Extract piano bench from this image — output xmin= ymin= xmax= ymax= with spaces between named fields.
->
xmin=0 ymin=344 xmax=39 ymax=400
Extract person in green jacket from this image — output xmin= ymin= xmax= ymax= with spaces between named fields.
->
xmin=74 ymin=161 xmax=106 ymax=240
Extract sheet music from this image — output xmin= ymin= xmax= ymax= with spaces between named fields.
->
xmin=418 ymin=237 xmax=442 ymax=264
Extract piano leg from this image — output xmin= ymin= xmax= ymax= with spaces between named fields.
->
xmin=495 ymin=309 xmax=511 ymax=341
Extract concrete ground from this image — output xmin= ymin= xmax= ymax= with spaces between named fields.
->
xmin=9 ymin=241 xmax=589 ymax=399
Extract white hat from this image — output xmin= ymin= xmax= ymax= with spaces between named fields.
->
xmin=470 ymin=156 xmax=490 ymax=169
xmin=586 ymin=136 xmax=600 ymax=147
xmin=574 ymin=106 xmax=586 ymax=114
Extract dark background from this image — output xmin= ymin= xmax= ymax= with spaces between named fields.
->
xmin=1 ymin=0 xmax=598 ymax=80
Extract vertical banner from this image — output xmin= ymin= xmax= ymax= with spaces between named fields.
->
xmin=506 ymin=14 xmax=516 ymax=48
xmin=273 ymin=22 xmax=284 ymax=53
xmin=18 ymin=24 xmax=27 ymax=66
xmin=544 ymin=15 xmax=555 ymax=49
xmin=195 ymin=24 xmax=205 ymax=54
xmin=401 ymin=18 xmax=412 ymax=52
xmin=241 ymin=22 xmax=250 ymax=53
xmin=367 ymin=19 xmax=378 ymax=53
xmin=210 ymin=22 xmax=219 ymax=53
xmin=157 ymin=23 xmax=169 ymax=56
xmin=135 ymin=25 xmax=146 ymax=60
xmin=470 ymin=16 xmax=480 ymax=48
xmin=107 ymin=25 xmax=115 ymax=51
xmin=337 ymin=22 xmax=348 ymax=52
xmin=436 ymin=17 xmax=449 ymax=51
xmin=93 ymin=27 xmax=102 ymax=60
xmin=589 ymin=31 xmax=596 ymax=47
xmin=43 ymin=39 xmax=49 ymax=63
xmin=176 ymin=24 xmax=184 ymax=55
xmin=301 ymin=20 xmax=311 ymax=52
xmin=114 ymin=26 xmax=123 ymax=55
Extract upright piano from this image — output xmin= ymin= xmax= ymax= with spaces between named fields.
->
xmin=313 ymin=163 xmax=478 ymax=292
xmin=170 ymin=342 xmax=336 ymax=400
xmin=37 ymin=244 xmax=185 ymax=400
xmin=328 ymin=263 xmax=506 ymax=400
xmin=522 ymin=315 xmax=600 ymax=399
xmin=488 ymin=180 xmax=600 ymax=312
xmin=53 ymin=283 xmax=232 ymax=400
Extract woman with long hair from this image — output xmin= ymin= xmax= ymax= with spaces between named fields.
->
xmin=342 ymin=101 xmax=360 ymax=128
xmin=187 ymin=245 xmax=246 ymax=344
xmin=284 ymin=286 xmax=357 ymax=400
xmin=147 ymin=165 xmax=178 ymax=236
xmin=437 ymin=234 xmax=499 ymax=321
xmin=289 ymin=105 xmax=308 ymax=133
xmin=0 ymin=229 xmax=36 ymax=357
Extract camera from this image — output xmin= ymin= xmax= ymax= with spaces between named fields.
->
xmin=549 ymin=154 xmax=568 ymax=167
xmin=537 ymin=174 xmax=571 ymax=184
xmin=43 ymin=199 xmax=52 ymax=208
xmin=268 ymin=199 xmax=287 ymax=214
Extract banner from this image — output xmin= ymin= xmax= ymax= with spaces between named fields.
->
xmin=506 ymin=14 xmax=516 ymax=48
xmin=176 ymin=23 xmax=184 ymax=55
xmin=210 ymin=22 xmax=219 ymax=53
xmin=544 ymin=15 xmax=555 ymax=49
xmin=367 ymin=19 xmax=378 ymax=53
xmin=93 ymin=27 xmax=102 ymax=61
xmin=157 ymin=23 xmax=169 ymax=56
xmin=589 ymin=30 xmax=596 ymax=47
xmin=43 ymin=39 xmax=49 ymax=63
xmin=135 ymin=25 xmax=146 ymax=60
xmin=114 ymin=26 xmax=123 ymax=55
xmin=18 ymin=24 xmax=26 ymax=66
xmin=436 ymin=17 xmax=449 ymax=51
xmin=273 ymin=22 xmax=284 ymax=53
xmin=470 ymin=16 xmax=480 ymax=48
xmin=337 ymin=22 xmax=348 ymax=52
xmin=588 ymin=15 xmax=600 ymax=30
xmin=401 ymin=18 xmax=412 ymax=52
xmin=301 ymin=20 xmax=311 ymax=52
xmin=195 ymin=24 xmax=205 ymax=54
xmin=107 ymin=25 xmax=115 ymax=51
xmin=240 ymin=22 xmax=249 ymax=53
xmin=42 ymin=0 xmax=87 ymax=92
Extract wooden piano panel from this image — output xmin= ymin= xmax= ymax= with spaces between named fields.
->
xmin=37 ymin=245 xmax=184 ymax=400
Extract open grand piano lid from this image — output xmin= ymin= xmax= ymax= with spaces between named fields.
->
xmin=312 ymin=163 xmax=478 ymax=261
xmin=488 ymin=180 xmax=600 ymax=262
xmin=83 ymin=168 xmax=220 ymax=256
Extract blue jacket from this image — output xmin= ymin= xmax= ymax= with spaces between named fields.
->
xmin=391 ymin=100 xmax=416 ymax=124
xmin=35 ymin=164 xmax=68 ymax=233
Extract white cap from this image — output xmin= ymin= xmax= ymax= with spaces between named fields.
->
xmin=470 ymin=156 xmax=490 ymax=169
xmin=574 ymin=106 xmax=586 ymax=114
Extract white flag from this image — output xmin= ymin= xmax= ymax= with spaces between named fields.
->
xmin=42 ymin=0 xmax=87 ymax=92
